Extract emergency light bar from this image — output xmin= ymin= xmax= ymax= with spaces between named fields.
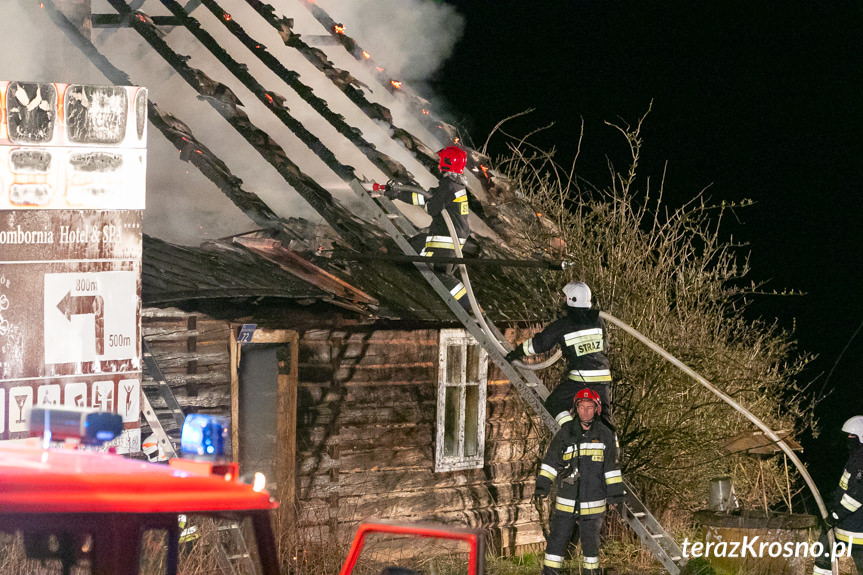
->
xmin=29 ymin=407 xmax=123 ymax=445
xmin=180 ymin=414 xmax=228 ymax=459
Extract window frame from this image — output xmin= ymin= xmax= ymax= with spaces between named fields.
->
xmin=434 ymin=329 xmax=488 ymax=472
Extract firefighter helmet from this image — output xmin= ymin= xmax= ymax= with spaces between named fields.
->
xmin=574 ymin=388 xmax=601 ymax=414
xmin=562 ymin=281 xmax=592 ymax=308
xmin=842 ymin=415 xmax=863 ymax=443
xmin=437 ymin=146 xmax=467 ymax=174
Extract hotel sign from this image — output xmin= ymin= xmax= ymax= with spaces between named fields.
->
xmin=0 ymin=82 xmax=146 ymax=453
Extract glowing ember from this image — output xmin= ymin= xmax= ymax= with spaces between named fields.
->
xmin=223 ymin=13 xmax=232 ymax=21
xmin=334 ymin=24 xmax=345 ymax=34
xmin=265 ymin=94 xmax=274 ymax=104
xmin=390 ymin=80 xmax=402 ymax=89
xmin=421 ymin=109 xmax=430 ymax=115
xmin=376 ymin=66 xmax=384 ymax=72
xmin=362 ymin=51 xmax=371 ymax=59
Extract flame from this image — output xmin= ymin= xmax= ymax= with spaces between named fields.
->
xmin=223 ymin=13 xmax=232 ymax=21
xmin=334 ymin=24 xmax=345 ymax=34
xmin=362 ymin=51 xmax=371 ymax=59
xmin=376 ymin=66 xmax=384 ymax=72
xmin=536 ymin=213 xmax=543 ymax=218
xmin=265 ymin=93 xmax=274 ymax=104
xmin=480 ymin=165 xmax=489 ymax=175
xmin=421 ymin=109 xmax=430 ymax=115
xmin=454 ymin=137 xmax=460 ymax=143
xmin=390 ymin=80 xmax=402 ymax=89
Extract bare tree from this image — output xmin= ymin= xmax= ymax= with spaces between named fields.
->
xmin=490 ymin=107 xmax=816 ymax=513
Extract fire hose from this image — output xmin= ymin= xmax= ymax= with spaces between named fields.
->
xmin=599 ymin=312 xmax=837 ymax=575
xmin=445 ymin=209 xmax=836 ymax=573
xmin=381 ymin=183 xmax=836 ymax=573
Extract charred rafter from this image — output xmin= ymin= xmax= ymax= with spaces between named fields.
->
xmin=139 ymin=0 xmax=360 ymax=183
xmin=192 ymin=0 xmax=418 ymax=183
xmin=40 ymin=0 xmax=360 ymax=247
xmin=296 ymin=0 xmax=463 ymax=147
xmin=242 ymin=0 xmax=442 ymax=175
xmin=101 ymin=0 xmax=370 ymax=247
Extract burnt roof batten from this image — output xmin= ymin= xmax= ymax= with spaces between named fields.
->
xmin=195 ymin=0 xmax=421 ymax=182
xmin=242 ymin=0 xmax=441 ymax=174
xmin=41 ymin=0 xmax=292 ymax=234
xmin=151 ymin=0 xmax=357 ymax=182
xmin=103 ymin=0 xmax=367 ymax=246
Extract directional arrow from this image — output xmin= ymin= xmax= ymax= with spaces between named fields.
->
xmin=56 ymin=290 xmax=105 ymax=355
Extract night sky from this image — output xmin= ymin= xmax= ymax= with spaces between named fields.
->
xmin=434 ymin=0 xmax=863 ymax=487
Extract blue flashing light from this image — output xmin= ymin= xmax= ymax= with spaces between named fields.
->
xmin=180 ymin=414 xmax=228 ymax=459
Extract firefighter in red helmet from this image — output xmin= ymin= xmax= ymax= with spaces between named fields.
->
xmin=534 ymin=389 xmax=622 ymax=575
xmin=383 ymin=146 xmax=475 ymax=310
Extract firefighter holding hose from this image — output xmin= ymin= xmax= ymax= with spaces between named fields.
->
xmin=506 ymin=281 xmax=613 ymax=426
xmin=813 ymin=416 xmax=863 ymax=575
xmin=377 ymin=145 xmax=475 ymax=310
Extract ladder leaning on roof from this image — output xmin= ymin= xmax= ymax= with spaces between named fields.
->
xmin=349 ymin=179 xmax=686 ymax=575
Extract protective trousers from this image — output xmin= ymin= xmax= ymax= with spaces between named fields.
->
xmin=545 ymin=381 xmax=611 ymax=425
xmin=812 ymin=529 xmax=863 ymax=574
xmin=409 ymin=234 xmax=471 ymax=311
xmin=543 ymin=510 xmax=603 ymax=575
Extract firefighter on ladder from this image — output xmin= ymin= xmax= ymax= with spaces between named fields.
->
xmin=534 ymin=388 xmax=622 ymax=575
xmin=380 ymin=146 xmax=475 ymax=310
xmin=813 ymin=415 xmax=863 ymax=575
xmin=505 ymin=281 xmax=614 ymax=426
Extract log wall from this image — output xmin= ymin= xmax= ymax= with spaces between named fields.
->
xmin=142 ymin=308 xmax=545 ymax=554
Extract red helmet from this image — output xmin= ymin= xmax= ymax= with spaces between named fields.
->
xmin=437 ymin=146 xmax=467 ymax=174
xmin=574 ymin=388 xmax=601 ymax=414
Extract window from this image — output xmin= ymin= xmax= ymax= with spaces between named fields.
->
xmin=435 ymin=329 xmax=488 ymax=472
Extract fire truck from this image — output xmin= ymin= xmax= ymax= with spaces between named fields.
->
xmin=0 ymin=408 xmax=278 ymax=575
xmin=0 ymin=408 xmax=484 ymax=575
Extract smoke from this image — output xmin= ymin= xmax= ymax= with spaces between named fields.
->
xmin=0 ymin=1 xmax=105 ymax=84
xmin=0 ymin=0 xmax=467 ymax=245
xmin=315 ymin=0 xmax=465 ymax=83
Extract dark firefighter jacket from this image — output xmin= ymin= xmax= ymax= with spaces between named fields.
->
xmin=392 ymin=172 xmax=470 ymax=251
xmin=534 ymin=419 xmax=623 ymax=516
xmin=830 ymin=445 xmax=863 ymax=542
xmin=509 ymin=308 xmax=611 ymax=385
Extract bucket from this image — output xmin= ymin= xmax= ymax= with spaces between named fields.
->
xmin=709 ymin=476 xmax=733 ymax=512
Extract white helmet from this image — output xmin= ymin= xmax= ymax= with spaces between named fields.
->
xmin=842 ymin=416 xmax=863 ymax=443
xmin=562 ymin=281 xmax=592 ymax=308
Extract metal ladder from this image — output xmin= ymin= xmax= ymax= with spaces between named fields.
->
xmin=140 ymin=339 xmax=259 ymax=575
xmin=141 ymin=338 xmax=186 ymax=458
xmin=349 ymin=180 xmax=686 ymax=574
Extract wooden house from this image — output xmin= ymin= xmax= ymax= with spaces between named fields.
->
xmin=29 ymin=0 xmax=566 ymax=555
xmin=141 ymin=219 xmax=554 ymax=553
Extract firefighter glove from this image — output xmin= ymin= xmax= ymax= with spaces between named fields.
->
xmin=505 ymin=348 xmax=525 ymax=363
xmin=824 ymin=512 xmax=840 ymax=528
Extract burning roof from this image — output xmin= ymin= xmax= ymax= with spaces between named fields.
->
xmin=31 ymin=0 xmax=560 ymax=323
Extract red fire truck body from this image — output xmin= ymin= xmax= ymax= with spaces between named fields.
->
xmin=0 ymin=440 xmax=280 ymax=575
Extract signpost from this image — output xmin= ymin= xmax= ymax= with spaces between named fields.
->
xmin=0 ymin=82 xmax=146 ymax=453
